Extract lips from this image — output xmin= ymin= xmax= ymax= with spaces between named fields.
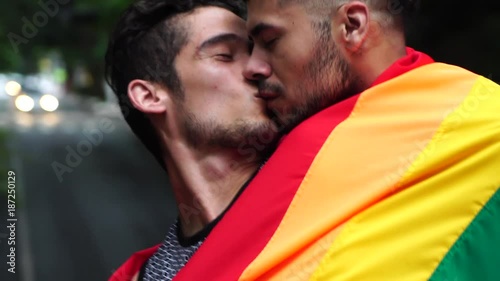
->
xmin=257 ymin=90 xmax=279 ymax=100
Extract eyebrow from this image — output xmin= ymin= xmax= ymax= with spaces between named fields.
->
xmin=249 ymin=23 xmax=276 ymax=39
xmin=197 ymin=33 xmax=247 ymax=52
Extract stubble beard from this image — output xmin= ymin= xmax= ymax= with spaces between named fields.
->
xmin=181 ymin=107 xmax=280 ymax=160
xmin=274 ymin=26 xmax=360 ymax=134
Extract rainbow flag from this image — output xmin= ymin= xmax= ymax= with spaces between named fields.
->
xmin=174 ymin=60 xmax=500 ymax=280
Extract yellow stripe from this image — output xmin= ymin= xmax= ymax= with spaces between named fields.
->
xmin=239 ymin=63 xmax=479 ymax=280
xmin=311 ymin=75 xmax=500 ymax=281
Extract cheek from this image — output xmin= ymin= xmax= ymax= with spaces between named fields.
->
xmin=187 ymin=83 xmax=243 ymax=115
xmin=211 ymin=83 xmax=220 ymax=92
xmin=180 ymin=62 xmax=254 ymax=113
xmin=183 ymin=68 xmax=228 ymax=101
xmin=274 ymin=39 xmax=316 ymax=84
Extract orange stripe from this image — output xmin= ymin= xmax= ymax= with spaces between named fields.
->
xmin=257 ymin=225 xmax=344 ymax=281
xmin=311 ymin=75 xmax=500 ymax=281
xmin=239 ymin=63 xmax=479 ymax=280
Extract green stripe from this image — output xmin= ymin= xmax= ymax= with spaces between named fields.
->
xmin=429 ymin=188 xmax=500 ymax=281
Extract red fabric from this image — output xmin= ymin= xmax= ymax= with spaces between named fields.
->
xmin=111 ymin=47 xmax=434 ymax=281
xmin=109 ymin=245 xmax=160 ymax=281
xmin=372 ymin=47 xmax=434 ymax=87
xmin=175 ymin=95 xmax=360 ymax=281
xmin=174 ymin=47 xmax=434 ymax=281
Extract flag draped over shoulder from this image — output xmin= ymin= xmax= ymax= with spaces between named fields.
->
xmin=174 ymin=49 xmax=500 ymax=281
xmin=110 ymin=245 xmax=159 ymax=281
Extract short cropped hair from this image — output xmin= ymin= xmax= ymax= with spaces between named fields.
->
xmin=271 ymin=0 xmax=420 ymax=31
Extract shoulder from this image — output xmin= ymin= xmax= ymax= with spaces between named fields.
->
xmin=109 ymin=245 xmax=160 ymax=281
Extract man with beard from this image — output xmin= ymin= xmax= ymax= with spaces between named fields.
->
xmin=173 ymin=0 xmax=500 ymax=280
xmin=105 ymin=0 xmax=279 ymax=280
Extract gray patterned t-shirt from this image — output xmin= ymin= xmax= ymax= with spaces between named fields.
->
xmin=139 ymin=170 xmax=260 ymax=281
xmin=141 ymin=221 xmax=206 ymax=281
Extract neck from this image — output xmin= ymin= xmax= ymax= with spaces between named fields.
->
xmin=352 ymin=34 xmax=407 ymax=89
xmin=164 ymin=141 xmax=259 ymax=238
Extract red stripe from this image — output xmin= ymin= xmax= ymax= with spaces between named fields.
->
xmin=174 ymin=48 xmax=433 ymax=281
xmin=174 ymin=95 xmax=361 ymax=281
xmin=371 ymin=47 xmax=434 ymax=87
xmin=110 ymin=245 xmax=160 ymax=281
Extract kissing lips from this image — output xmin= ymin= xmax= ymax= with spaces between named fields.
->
xmin=257 ymin=90 xmax=279 ymax=100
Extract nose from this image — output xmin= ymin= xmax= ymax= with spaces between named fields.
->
xmin=243 ymin=52 xmax=272 ymax=82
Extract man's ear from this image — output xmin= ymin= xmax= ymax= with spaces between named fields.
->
xmin=128 ymin=79 xmax=168 ymax=114
xmin=336 ymin=1 xmax=369 ymax=52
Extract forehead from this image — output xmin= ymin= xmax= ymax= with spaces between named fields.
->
xmin=183 ymin=6 xmax=246 ymax=43
xmin=246 ymin=0 xmax=308 ymax=31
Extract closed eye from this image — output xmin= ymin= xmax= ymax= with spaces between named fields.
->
xmin=263 ymin=38 xmax=278 ymax=49
xmin=248 ymin=40 xmax=255 ymax=54
xmin=215 ymin=54 xmax=233 ymax=61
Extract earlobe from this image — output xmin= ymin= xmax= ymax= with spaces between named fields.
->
xmin=128 ymin=80 xmax=167 ymax=114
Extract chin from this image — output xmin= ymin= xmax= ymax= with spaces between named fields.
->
xmin=267 ymin=105 xmax=289 ymax=124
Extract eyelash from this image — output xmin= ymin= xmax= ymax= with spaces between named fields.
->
xmin=248 ymin=41 xmax=255 ymax=54
xmin=264 ymin=38 xmax=278 ymax=49
xmin=216 ymin=54 xmax=233 ymax=61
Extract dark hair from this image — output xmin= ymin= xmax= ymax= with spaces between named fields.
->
xmin=105 ymin=0 xmax=246 ymax=169
xmin=273 ymin=0 xmax=421 ymax=31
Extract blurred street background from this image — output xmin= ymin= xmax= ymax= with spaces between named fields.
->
xmin=0 ymin=0 xmax=499 ymax=280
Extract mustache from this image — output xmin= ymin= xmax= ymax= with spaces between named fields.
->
xmin=257 ymin=81 xmax=285 ymax=96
